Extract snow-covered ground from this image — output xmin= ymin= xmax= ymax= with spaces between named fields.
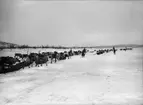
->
xmin=0 ymin=48 xmax=143 ymax=105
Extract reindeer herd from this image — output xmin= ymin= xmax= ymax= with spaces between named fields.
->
xmin=0 ymin=47 xmax=132 ymax=74
xmin=0 ymin=49 xmax=81 ymax=73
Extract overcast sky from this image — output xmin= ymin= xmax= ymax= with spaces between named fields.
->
xmin=0 ymin=0 xmax=143 ymax=46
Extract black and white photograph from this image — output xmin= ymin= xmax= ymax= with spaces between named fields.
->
xmin=0 ymin=0 xmax=143 ymax=105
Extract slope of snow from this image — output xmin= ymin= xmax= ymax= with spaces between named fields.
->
xmin=0 ymin=48 xmax=143 ymax=105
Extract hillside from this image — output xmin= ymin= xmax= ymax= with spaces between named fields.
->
xmin=91 ymin=44 xmax=143 ymax=48
xmin=0 ymin=41 xmax=143 ymax=48
xmin=0 ymin=41 xmax=19 ymax=48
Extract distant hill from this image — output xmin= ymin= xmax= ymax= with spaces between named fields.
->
xmin=78 ymin=42 xmax=143 ymax=48
xmin=0 ymin=41 xmax=19 ymax=48
xmin=0 ymin=41 xmax=143 ymax=48
xmin=90 ymin=44 xmax=143 ymax=48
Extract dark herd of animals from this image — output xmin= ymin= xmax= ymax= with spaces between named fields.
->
xmin=0 ymin=47 xmax=132 ymax=74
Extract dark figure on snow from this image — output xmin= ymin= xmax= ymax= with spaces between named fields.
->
xmin=68 ymin=49 xmax=73 ymax=58
xmin=113 ymin=46 xmax=116 ymax=55
xmin=81 ymin=48 xmax=86 ymax=57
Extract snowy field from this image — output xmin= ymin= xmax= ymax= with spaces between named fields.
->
xmin=0 ymin=48 xmax=143 ymax=105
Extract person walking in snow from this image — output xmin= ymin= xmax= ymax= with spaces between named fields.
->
xmin=81 ymin=48 xmax=86 ymax=57
xmin=113 ymin=46 xmax=116 ymax=55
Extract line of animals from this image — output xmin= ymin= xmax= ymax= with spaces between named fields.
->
xmin=0 ymin=47 xmax=132 ymax=74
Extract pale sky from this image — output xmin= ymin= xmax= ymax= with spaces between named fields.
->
xmin=0 ymin=0 xmax=143 ymax=46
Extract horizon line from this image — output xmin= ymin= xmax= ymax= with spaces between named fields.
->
xmin=0 ymin=40 xmax=143 ymax=47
